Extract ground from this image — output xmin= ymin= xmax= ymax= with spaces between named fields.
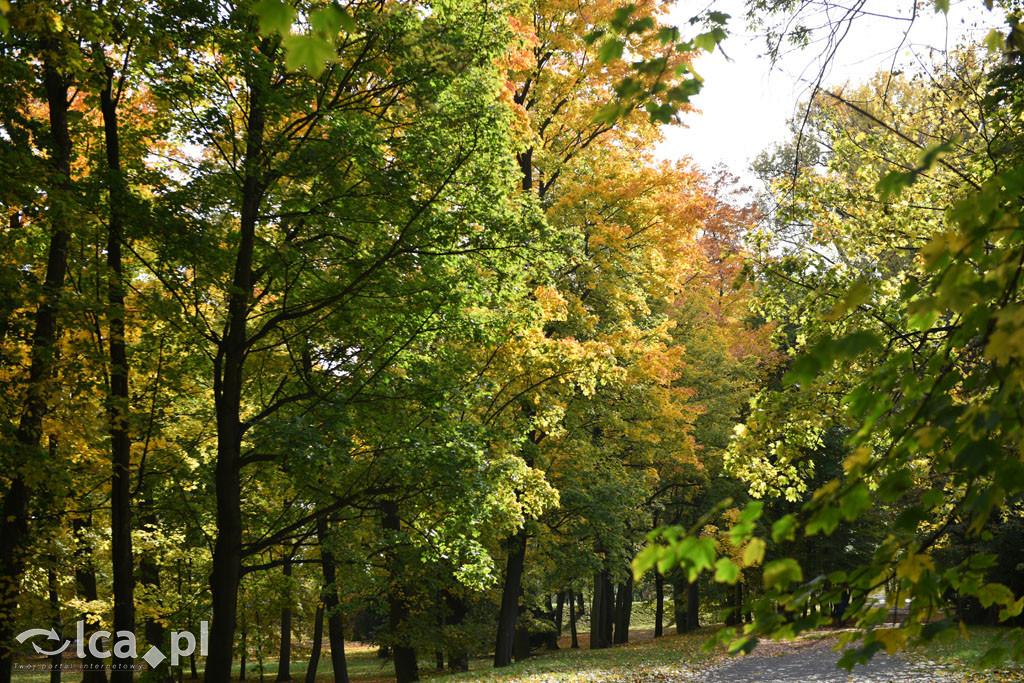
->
xmin=10 ymin=626 xmax=1024 ymax=681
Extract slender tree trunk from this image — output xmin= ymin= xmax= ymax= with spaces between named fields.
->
xmin=206 ymin=41 xmax=270 ymax=682
xmin=0 ymin=49 xmax=73 ymax=683
xmin=555 ymin=592 xmax=565 ymax=636
xmin=654 ymin=572 xmax=664 ymax=637
xmin=275 ymin=561 xmax=292 ymax=682
xmin=613 ymin=575 xmax=632 ymax=644
xmin=48 ymin=567 xmax=62 ymax=683
xmin=601 ymin=573 xmax=614 ymax=647
xmin=493 ymin=529 xmax=526 ymax=667
xmin=74 ymin=518 xmax=109 ymax=683
xmin=567 ymin=590 xmax=578 ymax=649
xmin=382 ymin=504 xmax=417 ymax=683
xmin=97 ymin=53 xmax=135 ymax=683
xmin=315 ymin=516 xmax=348 ymax=683
xmin=590 ymin=572 xmax=609 ymax=650
xmin=239 ymin=631 xmax=246 ymax=681
xmin=673 ymin=577 xmax=686 ymax=634
xmin=303 ymin=604 xmax=324 ymax=683
xmin=138 ymin=507 xmax=167 ymax=679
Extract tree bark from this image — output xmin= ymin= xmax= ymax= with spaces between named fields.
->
xmin=275 ymin=561 xmax=293 ymax=682
xmin=444 ymin=593 xmax=468 ymax=672
xmin=686 ymin=580 xmax=699 ymax=631
xmin=382 ymin=504 xmax=417 ymax=683
xmin=98 ymin=52 xmax=135 ymax=683
xmin=74 ymin=518 xmax=109 ymax=683
xmin=554 ymin=592 xmax=565 ymax=636
xmin=567 ymin=590 xmax=578 ymax=649
xmin=493 ymin=529 xmax=526 ymax=667
xmin=205 ymin=40 xmax=269 ymax=682
xmin=654 ymin=572 xmax=664 ymax=637
xmin=48 ymin=567 xmax=62 ymax=683
xmin=590 ymin=572 xmax=611 ymax=650
xmin=0 ymin=48 xmax=73 ymax=683
xmin=601 ymin=573 xmax=614 ymax=647
xmin=303 ymin=604 xmax=324 ymax=683
xmin=138 ymin=507 xmax=167 ymax=679
xmin=316 ymin=515 xmax=348 ymax=683
xmin=613 ymin=575 xmax=632 ymax=644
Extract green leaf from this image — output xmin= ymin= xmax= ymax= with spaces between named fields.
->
xmin=593 ymin=102 xmax=624 ymax=125
xmin=714 ymin=557 xmax=740 ymax=584
xmin=627 ymin=17 xmax=655 ymax=34
xmin=763 ymin=558 xmax=803 ymax=589
xmin=984 ymin=28 xmax=1006 ymax=54
xmin=933 ymin=0 xmax=950 ymax=13
xmin=693 ymin=28 xmax=726 ymax=53
xmin=783 ymin=353 xmax=823 ymax=386
xmin=310 ymin=6 xmax=355 ymax=35
xmin=656 ymin=26 xmax=679 ymax=44
xmin=772 ymin=515 xmax=798 ymax=543
xmin=839 ymin=482 xmax=871 ymax=521
xmin=806 ymin=505 xmax=841 ymax=536
xmin=831 ymin=330 xmax=881 ymax=359
xmin=254 ymin=0 xmax=295 ymax=35
xmin=282 ymin=34 xmax=338 ymax=76
xmin=675 ymin=536 xmax=717 ymax=581
xmin=598 ymin=39 xmax=625 ymax=64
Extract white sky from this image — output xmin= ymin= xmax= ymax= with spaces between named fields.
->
xmin=656 ymin=0 xmax=1004 ymax=185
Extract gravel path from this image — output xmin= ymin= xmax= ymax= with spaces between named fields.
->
xmin=700 ymin=638 xmax=956 ymax=682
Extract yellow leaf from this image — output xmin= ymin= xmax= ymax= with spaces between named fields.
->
xmin=743 ymin=537 xmax=766 ymax=566
xmin=843 ymin=446 xmax=871 ymax=473
xmin=874 ymin=627 xmax=908 ymax=655
xmin=896 ymin=553 xmax=934 ymax=582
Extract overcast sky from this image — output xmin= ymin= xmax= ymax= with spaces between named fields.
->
xmin=656 ymin=0 xmax=1004 ymax=185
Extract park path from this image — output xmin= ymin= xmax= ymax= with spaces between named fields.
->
xmin=698 ymin=637 xmax=956 ymax=683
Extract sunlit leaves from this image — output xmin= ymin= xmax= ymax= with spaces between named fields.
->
xmin=254 ymin=0 xmax=295 ymax=35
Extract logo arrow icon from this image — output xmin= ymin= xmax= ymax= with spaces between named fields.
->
xmin=16 ymin=628 xmax=70 ymax=656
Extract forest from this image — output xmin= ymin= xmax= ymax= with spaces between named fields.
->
xmin=1 ymin=0 xmax=1023 ymax=681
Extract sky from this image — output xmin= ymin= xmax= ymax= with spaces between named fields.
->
xmin=656 ymin=0 xmax=1005 ymax=185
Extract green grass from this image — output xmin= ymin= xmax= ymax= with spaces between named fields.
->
xmin=432 ymin=631 xmax=720 ymax=683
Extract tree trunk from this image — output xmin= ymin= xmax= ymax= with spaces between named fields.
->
xmin=74 ymin=518 xmax=109 ymax=683
xmin=567 ymin=589 xmax=578 ymax=649
xmin=382 ymin=504 xmax=417 ymax=683
xmin=445 ymin=593 xmax=469 ymax=672
xmin=493 ymin=529 xmax=526 ymax=667
xmin=590 ymin=572 xmax=612 ymax=650
xmin=138 ymin=507 xmax=167 ymax=679
xmin=654 ymin=572 xmax=664 ymax=637
xmin=205 ymin=42 xmax=269 ymax=682
xmin=48 ymin=567 xmax=62 ymax=683
xmin=275 ymin=561 xmax=292 ymax=682
xmin=555 ymin=592 xmax=565 ymax=636
xmin=316 ymin=515 xmax=348 ymax=683
xmin=673 ymin=577 xmax=686 ymax=634
xmin=686 ymin=580 xmax=699 ymax=631
xmin=238 ymin=631 xmax=246 ymax=681
xmin=98 ymin=53 xmax=135 ymax=683
xmin=0 ymin=49 xmax=73 ymax=683
xmin=303 ymin=604 xmax=324 ymax=683
xmin=613 ymin=575 xmax=632 ymax=644
xmin=601 ymin=573 xmax=614 ymax=647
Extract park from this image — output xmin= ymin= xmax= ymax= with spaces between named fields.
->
xmin=1 ymin=0 xmax=1023 ymax=681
